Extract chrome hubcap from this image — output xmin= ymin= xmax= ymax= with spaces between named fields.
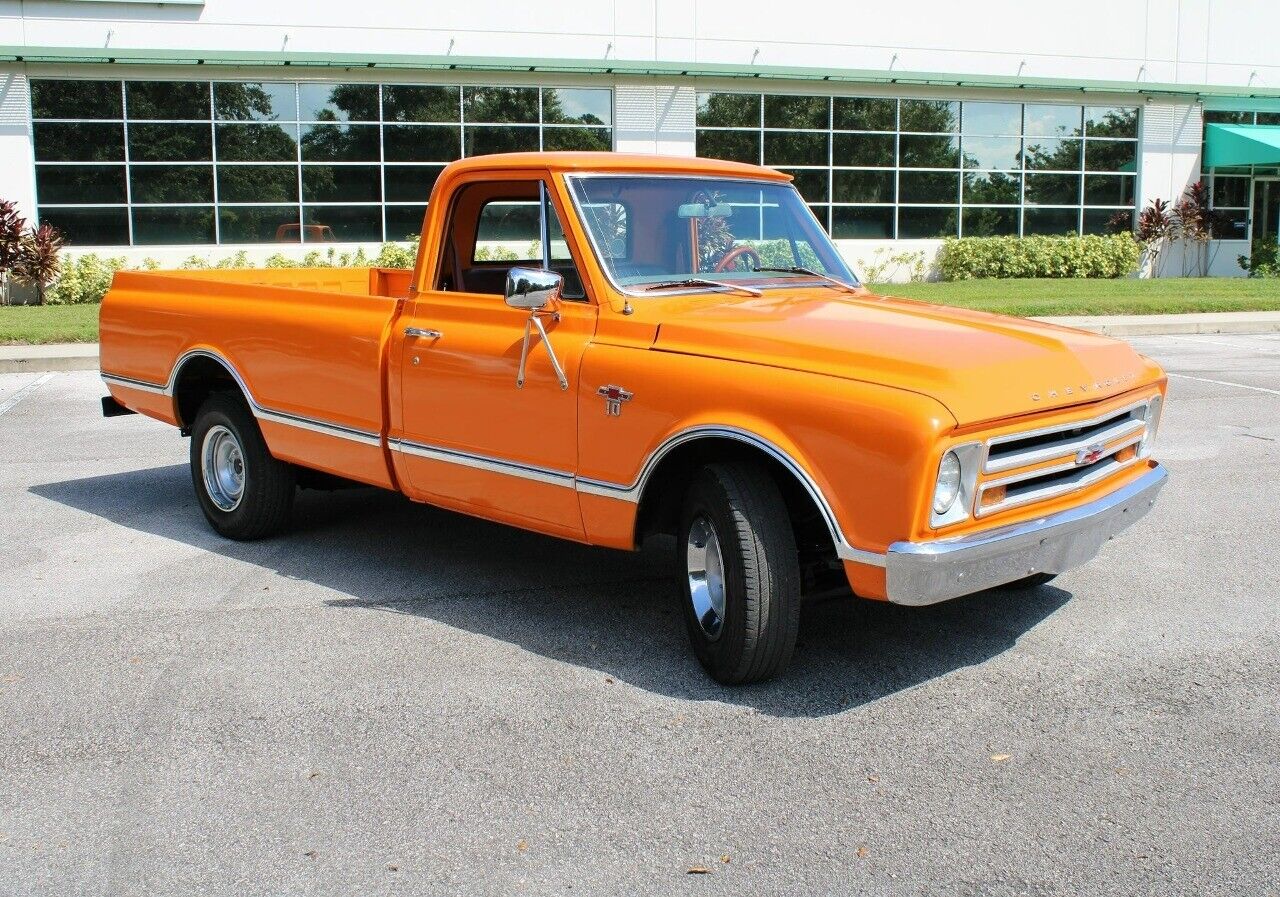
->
xmin=686 ymin=515 xmax=727 ymax=639
xmin=202 ymin=424 xmax=245 ymax=512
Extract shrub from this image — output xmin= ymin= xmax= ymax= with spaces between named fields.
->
xmin=44 ymin=253 xmax=126 ymax=305
xmin=936 ymin=234 xmax=1140 ymax=281
xmin=1239 ymin=236 xmax=1280 ymax=278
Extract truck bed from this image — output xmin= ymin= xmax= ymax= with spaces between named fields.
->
xmin=100 ymin=266 xmax=411 ymax=489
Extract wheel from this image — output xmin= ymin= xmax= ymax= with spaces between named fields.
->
xmin=678 ymin=461 xmax=801 ymax=684
xmin=713 ymin=245 xmax=763 ymax=273
xmin=189 ymin=392 xmax=295 ymax=540
xmin=997 ymin=572 xmax=1057 ymax=590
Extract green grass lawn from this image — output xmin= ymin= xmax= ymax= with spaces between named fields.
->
xmin=0 ymin=304 xmax=100 ymax=345
xmin=1 ymin=278 xmax=1279 ymax=344
xmin=867 ymin=277 xmax=1280 ymax=317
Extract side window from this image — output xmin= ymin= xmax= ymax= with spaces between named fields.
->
xmin=438 ymin=179 xmax=587 ymax=300
xmin=473 ymin=201 xmax=540 ymax=264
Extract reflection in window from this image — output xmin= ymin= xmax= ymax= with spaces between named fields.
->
xmin=130 ymin=166 xmax=214 ymax=204
xmin=833 ymin=97 xmax=896 ymax=132
xmin=382 ymin=85 xmax=459 ymax=123
xmin=463 ymin=86 xmax=539 ymax=123
xmin=29 ymin=78 xmax=613 ymax=246
xmin=215 ymin=82 xmax=296 ymax=121
xmin=299 ymin=83 xmax=379 ymax=122
xmin=697 ymin=93 xmax=1138 ymax=238
xmin=126 ymin=81 xmax=210 ymax=120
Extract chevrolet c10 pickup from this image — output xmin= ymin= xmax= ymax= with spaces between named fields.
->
xmin=100 ymin=151 xmax=1168 ymax=684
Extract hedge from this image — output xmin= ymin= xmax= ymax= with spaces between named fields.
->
xmin=936 ymin=234 xmax=1140 ymax=281
xmin=43 ymin=242 xmax=420 ymax=305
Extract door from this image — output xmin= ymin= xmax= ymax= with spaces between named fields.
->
xmin=393 ymin=173 xmax=597 ymax=540
xmin=1253 ymin=178 xmax=1280 ymax=242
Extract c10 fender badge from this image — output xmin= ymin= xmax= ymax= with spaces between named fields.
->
xmin=597 ymin=385 xmax=633 ymax=416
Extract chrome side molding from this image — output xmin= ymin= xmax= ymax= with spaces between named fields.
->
xmin=102 ymin=350 xmax=382 ymax=448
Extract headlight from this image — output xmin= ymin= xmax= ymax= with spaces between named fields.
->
xmin=1139 ymin=394 xmax=1163 ymax=459
xmin=933 ymin=450 xmax=962 ymax=515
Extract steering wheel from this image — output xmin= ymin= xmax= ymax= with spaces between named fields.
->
xmin=713 ymin=245 xmax=762 ymax=273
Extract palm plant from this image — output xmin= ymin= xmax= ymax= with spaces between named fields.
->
xmin=0 ymin=199 xmax=27 ymax=305
xmin=1136 ymin=198 xmax=1176 ymax=278
xmin=14 ymin=223 xmax=65 ymax=305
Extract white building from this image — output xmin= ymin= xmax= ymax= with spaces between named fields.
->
xmin=1 ymin=0 xmax=1278 ymax=278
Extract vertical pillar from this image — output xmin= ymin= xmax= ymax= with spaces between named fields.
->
xmin=613 ymin=81 xmax=696 ymax=156
xmin=0 ymin=71 xmax=37 ymax=221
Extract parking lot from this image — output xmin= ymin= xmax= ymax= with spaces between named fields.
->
xmin=1 ymin=333 xmax=1277 ymax=895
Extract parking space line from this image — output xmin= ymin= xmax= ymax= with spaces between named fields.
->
xmin=1168 ymin=372 xmax=1280 ymax=397
xmin=1165 ymin=335 xmax=1279 ymax=353
xmin=0 ymin=372 xmax=57 ymax=417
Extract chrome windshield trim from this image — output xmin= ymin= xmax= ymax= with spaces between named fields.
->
xmin=562 ymin=172 xmax=860 ymax=301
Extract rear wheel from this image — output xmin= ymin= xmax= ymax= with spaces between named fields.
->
xmin=190 ymin=392 xmax=295 ymax=540
xmin=678 ymin=461 xmax=801 ymax=684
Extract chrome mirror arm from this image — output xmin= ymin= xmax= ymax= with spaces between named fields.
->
xmin=516 ymin=310 xmax=568 ymax=391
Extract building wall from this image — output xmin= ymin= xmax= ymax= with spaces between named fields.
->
xmin=3 ymin=0 xmax=1278 ymax=88
xmin=2 ymin=0 xmax=1277 ymax=277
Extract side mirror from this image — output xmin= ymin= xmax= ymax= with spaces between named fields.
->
xmin=504 ymin=267 xmax=562 ymax=311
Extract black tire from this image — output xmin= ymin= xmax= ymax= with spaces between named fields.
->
xmin=997 ymin=572 xmax=1057 ymax=591
xmin=678 ymin=461 xmax=801 ymax=685
xmin=189 ymin=392 xmax=295 ymax=541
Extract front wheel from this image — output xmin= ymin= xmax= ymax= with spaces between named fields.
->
xmin=190 ymin=392 xmax=295 ymax=540
xmin=678 ymin=462 xmax=801 ymax=685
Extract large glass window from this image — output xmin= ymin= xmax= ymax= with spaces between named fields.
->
xmin=30 ymin=78 xmax=613 ymax=246
xmin=1202 ymin=109 xmax=1280 ymax=242
xmin=697 ymin=92 xmax=1139 ymax=238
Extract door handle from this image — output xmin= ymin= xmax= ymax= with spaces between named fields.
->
xmin=404 ymin=327 xmax=443 ymax=339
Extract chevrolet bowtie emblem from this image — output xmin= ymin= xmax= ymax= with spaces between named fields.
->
xmin=597 ymin=385 xmax=633 ymax=416
xmin=1075 ymin=443 xmax=1105 ymax=466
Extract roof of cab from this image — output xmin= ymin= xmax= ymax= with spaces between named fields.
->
xmin=440 ymin=151 xmax=792 ymax=181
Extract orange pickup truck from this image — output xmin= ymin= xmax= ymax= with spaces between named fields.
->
xmin=100 ymin=152 xmax=1168 ymax=684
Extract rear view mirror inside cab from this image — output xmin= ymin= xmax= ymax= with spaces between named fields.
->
xmin=677 ymin=203 xmax=733 ymax=219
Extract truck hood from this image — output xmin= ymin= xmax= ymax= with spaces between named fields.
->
xmin=651 ymin=291 xmax=1159 ymax=425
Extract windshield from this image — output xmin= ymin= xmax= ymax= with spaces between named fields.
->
xmin=566 ymin=175 xmax=859 ymax=293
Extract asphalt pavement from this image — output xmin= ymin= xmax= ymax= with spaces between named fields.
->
xmin=1 ymin=334 xmax=1277 ymax=895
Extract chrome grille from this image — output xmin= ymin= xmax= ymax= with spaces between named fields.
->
xmin=976 ymin=398 xmax=1157 ymax=516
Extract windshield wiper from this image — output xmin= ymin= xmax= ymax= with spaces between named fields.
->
xmin=641 ymin=278 xmax=763 ymax=297
xmin=751 ymin=266 xmax=860 ymax=293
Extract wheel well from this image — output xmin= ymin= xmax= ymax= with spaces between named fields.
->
xmin=634 ymin=437 xmax=843 ymax=594
xmin=173 ymin=355 xmax=244 ymax=431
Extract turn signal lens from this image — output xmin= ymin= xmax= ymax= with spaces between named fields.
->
xmin=1114 ymin=444 xmax=1137 ymax=463
xmin=980 ymin=485 xmax=1007 ymax=508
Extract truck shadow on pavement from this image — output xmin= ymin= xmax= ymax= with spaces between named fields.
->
xmin=32 ymin=463 xmax=1071 ymax=718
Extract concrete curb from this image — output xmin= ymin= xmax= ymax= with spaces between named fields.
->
xmin=1034 ymin=311 xmax=1280 ymax=337
xmin=2 ymin=311 xmax=1279 ymax=372
xmin=0 ymin=343 xmax=100 ymax=374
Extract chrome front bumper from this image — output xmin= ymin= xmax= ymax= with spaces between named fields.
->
xmin=885 ymin=465 xmax=1168 ymax=606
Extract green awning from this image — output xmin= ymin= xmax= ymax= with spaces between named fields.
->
xmin=1204 ymin=124 xmax=1280 ymax=168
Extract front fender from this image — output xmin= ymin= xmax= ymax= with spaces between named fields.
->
xmin=576 ymin=345 xmax=956 ymax=580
